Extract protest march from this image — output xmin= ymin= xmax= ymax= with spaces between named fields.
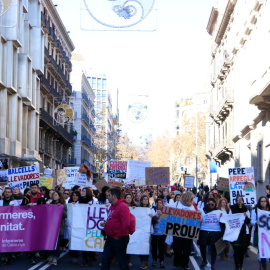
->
xmin=0 ymin=163 xmax=268 ymax=270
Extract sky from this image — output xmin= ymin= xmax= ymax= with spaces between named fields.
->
xmin=55 ymin=0 xmax=216 ymax=145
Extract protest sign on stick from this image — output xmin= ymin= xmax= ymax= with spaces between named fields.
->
xmin=109 ymin=180 xmax=123 ymax=189
xmin=56 ymin=168 xmax=67 ymax=185
xmin=126 ymin=160 xmax=151 ymax=181
xmin=40 ymin=177 xmax=53 ymax=189
xmin=158 ymin=206 xmax=201 ymax=239
xmin=145 ymin=167 xmax=170 ymax=186
xmin=217 ymin=177 xmax=229 ymax=192
xmin=228 ymin=167 xmax=256 ymax=205
xmin=95 ymin=179 xmax=109 ymax=193
xmin=184 ymin=176 xmax=194 ymax=188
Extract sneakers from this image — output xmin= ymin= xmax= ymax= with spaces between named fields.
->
xmin=152 ymin=260 xmax=157 ymax=267
xmin=200 ymin=261 xmax=207 ymax=268
xmin=160 ymin=261 xmax=166 ymax=268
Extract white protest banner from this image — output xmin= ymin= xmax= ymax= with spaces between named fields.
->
xmin=126 ymin=160 xmax=151 ymax=181
xmin=228 ymin=167 xmax=256 ymax=205
xmin=258 ymin=209 xmax=270 ymax=258
xmin=64 ymin=167 xmax=90 ymax=189
xmin=184 ymin=176 xmax=195 ymax=188
xmin=220 ymin=213 xmax=245 ymax=242
xmin=7 ymin=165 xmax=40 ymax=190
xmin=134 ymin=179 xmax=146 ymax=186
xmin=44 ymin=168 xmax=53 ymax=177
xmin=68 ymin=204 xmax=108 ymax=252
xmin=127 ymin=207 xmax=151 ymax=255
xmin=68 ymin=204 xmax=151 ymax=253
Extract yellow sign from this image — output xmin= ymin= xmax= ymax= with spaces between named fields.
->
xmin=40 ymin=177 xmax=53 ymax=189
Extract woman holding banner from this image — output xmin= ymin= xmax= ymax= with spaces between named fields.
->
xmin=229 ymin=195 xmax=251 ymax=270
xmin=172 ymin=191 xmax=195 ymax=270
xmin=199 ymin=198 xmax=222 ymax=270
xmin=139 ymin=195 xmax=152 ymax=269
xmin=251 ymin=196 xmax=270 ymax=270
xmin=47 ymin=191 xmax=67 ymax=266
xmin=151 ymin=198 xmax=166 ymax=268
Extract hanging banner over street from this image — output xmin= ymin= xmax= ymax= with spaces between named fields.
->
xmin=145 ymin=167 xmax=170 ymax=185
xmin=7 ymin=165 xmax=40 ymax=190
xmin=126 ymin=160 xmax=151 ymax=181
xmin=158 ymin=206 xmax=201 ymax=239
xmin=258 ymin=209 xmax=270 ymax=258
xmin=217 ymin=177 xmax=229 ymax=192
xmin=228 ymin=167 xmax=256 ymax=205
xmin=184 ymin=176 xmax=195 ymax=189
xmin=0 ymin=205 xmax=63 ymax=252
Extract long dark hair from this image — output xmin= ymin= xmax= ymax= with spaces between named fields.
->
xmin=140 ymin=195 xmax=150 ymax=207
xmin=124 ymin=193 xmax=136 ymax=207
xmin=256 ymin=196 xmax=270 ymax=210
xmin=69 ymin=191 xmax=81 ymax=203
xmin=51 ymin=191 xmax=65 ymax=205
xmin=80 ymin=187 xmax=93 ymax=204
xmin=98 ymin=186 xmax=110 ymax=204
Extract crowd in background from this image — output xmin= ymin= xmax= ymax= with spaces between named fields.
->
xmin=0 ymin=182 xmax=269 ymax=270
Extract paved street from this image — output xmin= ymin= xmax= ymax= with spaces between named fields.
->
xmin=3 ymin=243 xmax=260 ymax=270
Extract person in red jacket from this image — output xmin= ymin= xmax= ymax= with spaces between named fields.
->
xmin=101 ymin=187 xmax=130 ymax=270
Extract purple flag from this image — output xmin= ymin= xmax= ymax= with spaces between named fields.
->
xmin=0 ymin=204 xmax=63 ymax=252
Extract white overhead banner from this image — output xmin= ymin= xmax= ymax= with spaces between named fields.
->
xmin=228 ymin=167 xmax=256 ymax=205
xmin=68 ymin=204 xmax=151 ymax=254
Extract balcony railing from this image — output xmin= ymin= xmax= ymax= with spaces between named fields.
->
xmin=82 ymin=135 xmax=92 ymax=148
xmin=82 ymin=113 xmax=90 ymax=125
xmin=41 ymin=12 xmax=50 ymax=31
xmin=40 ymin=108 xmax=73 ymax=144
xmin=40 ymin=76 xmax=59 ymax=98
xmin=90 ymin=123 xmax=96 ymax=133
xmin=82 ymin=93 xmax=91 ymax=108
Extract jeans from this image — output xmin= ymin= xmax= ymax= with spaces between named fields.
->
xmin=101 ymin=236 xmax=129 ymax=270
xmin=151 ymin=235 xmax=166 ymax=262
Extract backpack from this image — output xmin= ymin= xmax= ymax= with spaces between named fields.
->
xmin=129 ymin=213 xmax=136 ymax=235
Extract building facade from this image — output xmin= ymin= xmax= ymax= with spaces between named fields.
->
xmin=206 ymin=0 xmax=270 ymax=197
xmin=39 ymin=0 xmax=75 ymax=172
xmin=0 ymin=0 xmax=44 ymax=167
xmin=70 ymin=54 xmax=96 ymax=173
xmin=88 ymin=74 xmax=118 ymax=172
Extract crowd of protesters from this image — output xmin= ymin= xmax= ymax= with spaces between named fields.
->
xmin=0 ymin=181 xmax=268 ymax=270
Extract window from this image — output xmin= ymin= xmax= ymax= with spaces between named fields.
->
xmin=102 ymin=79 xmax=106 ymax=89
xmin=92 ymin=78 xmax=96 ymax=88
xmin=97 ymin=90 xmax=101 ymax=101
xmin=102 ymin=91 xmax=106 ymax=101
xmin=97 ymin=78 xmax=101 ymax=89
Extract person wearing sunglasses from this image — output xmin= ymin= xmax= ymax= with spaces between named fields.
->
xmin=199 ymin=198 xmax=222 ymax=270
xmin=229 ymin=195 xmax=250 ymax=270
xmin=251 ymin=196 xmax=269 ymax=270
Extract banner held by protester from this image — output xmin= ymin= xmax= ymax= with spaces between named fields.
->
xmin=258 ymin=208 xmax=270 ymax=258
xmin=158 ymin=206 xmax=201 ymax=239
xmin=7 ymin=165 xmax=40 ymax=190
xmin=228 ymin=167 xmax=256 ymax=205
xmin=0 ymin=205 xmax=63 ymax=252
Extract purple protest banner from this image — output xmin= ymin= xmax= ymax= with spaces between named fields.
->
xmin=0 ymin=204 xmax=63 ymax=252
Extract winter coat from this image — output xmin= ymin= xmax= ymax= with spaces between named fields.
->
xmin=105 ymin=198 xmax=130 ymax=239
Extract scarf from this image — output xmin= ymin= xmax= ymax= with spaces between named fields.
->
xmin=30 ymin=192 xmax=42 ymax=204
xmin=3 ymin=196 xmax=14 ymax=206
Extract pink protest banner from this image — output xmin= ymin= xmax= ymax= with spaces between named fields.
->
xmin=0 ymin=204 xmax=63 ymax=252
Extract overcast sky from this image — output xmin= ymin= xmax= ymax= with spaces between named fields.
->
xmin=55 ymin=0 xmax=216 ymax=145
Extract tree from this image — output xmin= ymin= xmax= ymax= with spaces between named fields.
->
xmin=145 ymin=133 xmax=171 ymax=167
xmin=116 ymin=135 xmax=144 ymax=161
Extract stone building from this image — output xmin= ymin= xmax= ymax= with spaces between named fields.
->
xmin=39 ymin=0 xmax=75 ymax=171
xmin=206 ymin=0 xmax=270 ymax=197
xmin=0 ymin=0 xmax=44 ymax=167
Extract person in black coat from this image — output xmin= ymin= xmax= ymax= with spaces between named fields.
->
xmin=229 ymin=195 xmax=250 ymax=270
